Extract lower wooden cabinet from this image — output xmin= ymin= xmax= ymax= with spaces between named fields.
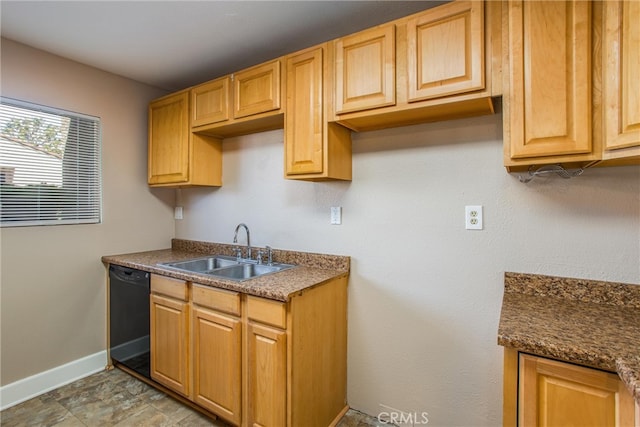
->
xmin=150 ymin=276 xmax=190 ymax=397
xmin=149 ymin=273 xmax=348 ymax=427
xmin=192 ymin=305 xmax=242 ymax=425
xmin=503 ymin=348 xmax=638 ymax=427
xmin=247 ymin=322 xmax=287 ymax=426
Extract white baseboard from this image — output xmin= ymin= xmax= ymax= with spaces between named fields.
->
xmin=0 ymin=350 xmax=108 ymax=411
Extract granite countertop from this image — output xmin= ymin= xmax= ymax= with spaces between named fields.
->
xmin=498 ymin=272 xmax=640 ymax=405
xmin=102 ymin=239 xmax=350 ymax=302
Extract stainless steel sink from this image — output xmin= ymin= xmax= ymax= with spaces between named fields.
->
xmin=158 ymin=255 xmax=295 ymax=281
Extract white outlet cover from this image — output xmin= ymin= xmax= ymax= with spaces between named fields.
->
xmin=330 ymin=206 xmax=342 ymax=225
xmin=465 ymin=205 xmax=483 ymax=230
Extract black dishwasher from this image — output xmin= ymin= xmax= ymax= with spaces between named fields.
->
xmin=109 ymin=265 xmax=151 ymax=379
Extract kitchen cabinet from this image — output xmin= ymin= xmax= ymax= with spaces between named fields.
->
xmin=247 ymin=322 xmax=287 ymax=427
xmin=335 ymin=24 xmax=396 ymax=114
xmin=146 ymin=272 xmax=348 ymax=427
xmin=503 ymin=0 xmax=596 ymax=172
xmin=150 ymin=275 xmax=190 ymax=397
xmin=285 ymin=44 xmax=352 ymax=181
xmin=503 ymin=349 xmax=637 ymax=427
xmin=191 ymin=285 xmax=242 ymax=425
xmin=148 ymin=90 xmax=222 ymax=187
xmin=600 ymin=0 xmax=640 ymax=166
xmin=191 ymin=59 xmax=285 ymax=139
xmin=333 ymin=0 xmax=499 ymax=132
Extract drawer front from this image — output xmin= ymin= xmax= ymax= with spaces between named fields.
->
xmin=246 ymin=296 xmax=287 ymax=329
xmin=192 ymin=284 xmax=241 ymax=316
xmin=150 ymin=274 xmax=188 ymax=301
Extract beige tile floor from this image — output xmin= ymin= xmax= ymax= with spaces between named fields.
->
xmin=0 ymin=368 xmax=386 ymax=426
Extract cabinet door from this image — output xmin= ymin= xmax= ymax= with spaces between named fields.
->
xmin=248 ymin=322 xmax=287 ymax=427
xmin=604 ymin=0 xmax=640 ymax=151
xmin=150 ymin=293 xmax=190 ymax=396
xmin=192 ymin=306 xmax=241 ymax=425
xmin=191 ymin=77 xmax=230 ymax=127
xmin=519 ymin=354 xmax=636 ymax=427
xmin=233 ymin=60 xmax=281 ymax=119
xmin=507 ymin=1 xmax=592 ymax=159
xmin=148 ymin=91 xmax=190 ymax=185
xmin=285 ymin=47 xmax=324 ymax=175
xmin=407 ymin=1 xmax=484 ymax=102
xmin=335 ymin=24 xmax=396 ymax=114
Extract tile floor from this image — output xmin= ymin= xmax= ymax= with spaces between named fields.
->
xmin=0 ymin=368 xmax=387 ymax=426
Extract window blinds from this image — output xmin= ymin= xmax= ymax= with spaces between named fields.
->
xmin=0 ymin=98 xmax=102 ymax=227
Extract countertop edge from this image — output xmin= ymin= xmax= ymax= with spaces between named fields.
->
xmin=102 ymin=246 xmax=350 ymax=302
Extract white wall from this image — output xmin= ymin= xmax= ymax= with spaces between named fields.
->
xmin=0 ymin=39 xmax=175 ymax=386
xmin=176 ymin=113 xmax=640 ymax=426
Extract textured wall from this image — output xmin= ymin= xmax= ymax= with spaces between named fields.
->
xmin=0 ymin=39 xmax=174 ymax=385
xmin=175 ymin=114 xmax=640 ymax=425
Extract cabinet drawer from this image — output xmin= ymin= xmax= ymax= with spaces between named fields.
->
xmin=150 ymin=274 xmax=188 ymax=301
xmin=247 ymin=296 xmax=287 ymax=329
xmin=192 ymin=284 xmax=241 ymax=316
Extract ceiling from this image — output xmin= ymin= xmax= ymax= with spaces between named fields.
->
xmin=1 ymin=1 xmax=443 ymax=92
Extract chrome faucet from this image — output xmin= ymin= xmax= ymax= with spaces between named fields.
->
xmin=233 ymin=223 xmax=251 ymax=260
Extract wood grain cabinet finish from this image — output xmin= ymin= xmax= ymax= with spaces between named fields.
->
xmin=333 ymin=0 xmax=498 ymax=132
xmin=601 ymin=0 xmax=640 ymax=164
xmin=191 ymin=77 xmax=230 ymax=127
xmin=192 ymin=304 xmax=242 ymax=425
xmin=150 ymin=275 xmax=190 ymax=397
xmin=147 ymin=275 xmax=348 ymax=427
xmin=190 ymin=60 xmax=285 ymax=139
xmin=148 ymin=91 xmax=222 ymax=187
xmin=233 ymin=60 xmax=281 ymax=119
xmin=335 ymin=24 xmax=396 ymax=114
xmin=285 ymin=44 xmax=352 ymax=181
xmin=518 ymin=353 xmax=636 ymax=427
xmin=247 ymin=322 xmax=287 ymax=427
xmin=407 ymin=0 xmax=485 ymax=102
xmin=503 ymin=0 xmax=598 ymax=171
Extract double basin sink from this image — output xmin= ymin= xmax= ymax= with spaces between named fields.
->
xmin=158 ymin=255 xmax=295 ymax=282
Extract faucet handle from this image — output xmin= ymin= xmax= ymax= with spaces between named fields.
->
xmin=233 ymin=246 xmax=242 ymax=261
xmin=265 ymin=245 xmax=273 ymax=265
xmin=256 ymin=249 xmax=264 ymax=265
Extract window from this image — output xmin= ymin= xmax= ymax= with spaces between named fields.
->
xmin=0 ymin=98 xmax=101 ymax=227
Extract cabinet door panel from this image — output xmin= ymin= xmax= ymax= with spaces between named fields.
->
xmin=508 ymin=1 xmax=591 ymax=159
xmin=604 ymin=0 xmax=640 ymax=151
xmin=248 ymin=323 xmax=286 ymax=427
xmin=407 ymin=0 xmax=484 ymax=102
xmin=192 ymin=307 xmax=241 ymax=425
xmin=192 ymin=77 xmax=230 ymax=127
xmin=234 ymin=60 xmax=281 ymax=119
xmin=519 ymin=354 xmax=635 ymax=427
xmin=150 ymin=294 xmax=189 ymax=396
xmin=285 ymin=47 xmax=324 ymax=175
xmin=148 ymin=92 xmax=189 ymax=184
xmin=335 ymin=25 xmax=395 ymax=114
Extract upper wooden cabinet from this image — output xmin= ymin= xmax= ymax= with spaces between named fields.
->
xmin=503 ymin=0 xmax=639 ymax=172
xmin=148 ymin=91 xmax=222 ymax=187
xmin=191 ymin=76 xmax=230 ymax=127
xmin=601 ymin=0 xmax=640 ymax=165
xmin=333 ymin=0 xmax=499 ymax=132
xmin=335 ymin=24 xmax=396 ymax=114
xmin=407 ymin=0 xmax=485 ymax=102
xmin=285 ymin=44 xmax=352 ymax=181
xmin=190 ymin=59 xmax=284 ymax=138
xmin=503 ymin=1 xmax=597 ymax=171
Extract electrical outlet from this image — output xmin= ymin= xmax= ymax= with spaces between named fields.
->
xmin=465 ymin=205 xmax=483 ymax=230
xmin=174 ymin=206 xmax=184 ymax=220
xmin=330 ymin=206 xmax=342 ymax=225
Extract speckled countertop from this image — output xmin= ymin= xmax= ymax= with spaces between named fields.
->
xmin=102 ymin=239 xmax=349 ymax=302
xmin=498 ymin=272 xmax=640 ymax=405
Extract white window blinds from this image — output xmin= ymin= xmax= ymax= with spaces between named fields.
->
xmin=0 ymin=98 xmax=102 ymax=227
